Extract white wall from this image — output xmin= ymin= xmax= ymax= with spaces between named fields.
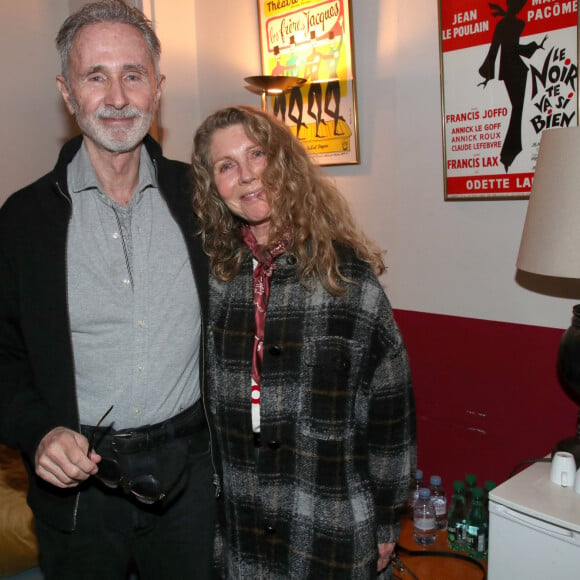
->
xmin=0 ymin=1 xmax=70 ymax=196
xmin=1 ymin=0 xmax=576 ymax=330
xmin=161 ymin=0 xmax=578 ymax=329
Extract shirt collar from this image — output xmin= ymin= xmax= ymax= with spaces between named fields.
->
xmin=68 ymin=141 xmax=157 ymax=201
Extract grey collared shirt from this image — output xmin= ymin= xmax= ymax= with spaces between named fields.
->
xmin=66 ymin=143 xmax=200 ymax=429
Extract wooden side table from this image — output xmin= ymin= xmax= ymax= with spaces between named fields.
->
xmin=393 ymin=517 xmax=487 ymax=580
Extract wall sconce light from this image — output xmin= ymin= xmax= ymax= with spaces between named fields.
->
xmin=244 ymin=75 xmax=306 ymax=111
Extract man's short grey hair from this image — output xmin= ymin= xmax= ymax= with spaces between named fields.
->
xmin=55 ymin=0 xmax=161 ymax=83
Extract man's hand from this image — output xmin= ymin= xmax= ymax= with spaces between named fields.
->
xmin=35 ymin=427 xmax=99 ymax=488
xmin=377 ymin=542 xmax=395 ymax=573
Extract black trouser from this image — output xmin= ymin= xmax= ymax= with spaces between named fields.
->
xmin=34 ymin=427 xmax=216 ymax=580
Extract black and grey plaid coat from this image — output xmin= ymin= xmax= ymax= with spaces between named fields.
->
xmin=206 ymin=245 xmax=416 ymax=579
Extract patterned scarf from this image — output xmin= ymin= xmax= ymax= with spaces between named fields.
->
xmin=241 ymin=225 xmax=291 ymax=433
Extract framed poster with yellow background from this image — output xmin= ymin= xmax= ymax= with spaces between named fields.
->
xmin=256 ymin=0 xmax=359 ymax=165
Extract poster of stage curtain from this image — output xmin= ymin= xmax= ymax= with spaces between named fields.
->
xmin=256 ymin=0 xmax=359 ymax=165
xmin=439 ymin=0 xmax=578 ymax=200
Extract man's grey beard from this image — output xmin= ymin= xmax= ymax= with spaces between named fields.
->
xmin=70 ymin=99 xmax=153 ymax=153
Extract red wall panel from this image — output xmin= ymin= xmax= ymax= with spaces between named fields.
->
xmin=393 ymin=309 xmax=578 ymax=495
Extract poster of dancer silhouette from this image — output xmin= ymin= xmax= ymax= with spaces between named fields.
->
xmin=257 ymin=0 xmax=359 ymax=165
xmin=439 ymin=0 xmax=578 ymax=200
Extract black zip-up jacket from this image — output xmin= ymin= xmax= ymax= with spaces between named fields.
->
xmin=0 ymin=135 xmax=209 ymax=531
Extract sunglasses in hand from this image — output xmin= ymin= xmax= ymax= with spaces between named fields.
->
xmin=87 ymin=405 xmax=166 ymax=504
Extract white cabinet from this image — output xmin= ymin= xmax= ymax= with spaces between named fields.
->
xmin=487 ymin=459 xmax=580 ymax=579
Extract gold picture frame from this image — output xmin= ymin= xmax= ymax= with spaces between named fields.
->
xmin=256 ymin=0 xmax=359 ymax=166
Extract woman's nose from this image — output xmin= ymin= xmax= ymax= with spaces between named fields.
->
xmin=238 ymin=165 xmax=256 ymax=184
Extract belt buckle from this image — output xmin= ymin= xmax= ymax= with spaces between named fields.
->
xmin=114 ymin=431 xmax=136 ymax=439
xmin=112 ymin=430 xmax=148 ymax=451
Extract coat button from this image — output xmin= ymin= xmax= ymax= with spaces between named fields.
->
xmin=268 ymin=440 xmax=280 ymax=450
xmin=269 ymin=345 xmax=282 ymax=356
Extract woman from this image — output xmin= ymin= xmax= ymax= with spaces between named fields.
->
xmin=191 ymin=106 xmax=416 ymax=579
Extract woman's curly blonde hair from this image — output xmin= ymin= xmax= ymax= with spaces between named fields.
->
xmin=191 ymin=105 xmax=385 ymax=296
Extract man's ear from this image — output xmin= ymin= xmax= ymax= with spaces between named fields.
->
xmin=56 ymin=76 xmax=76 ymax=115
xmin=155 ymin=74 xmax=166 ymax=108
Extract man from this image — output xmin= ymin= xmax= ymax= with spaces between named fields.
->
xmin=0 ymin=1 xmax=216 ymax=578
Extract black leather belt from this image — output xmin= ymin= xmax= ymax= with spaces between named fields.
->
xmin=81 ymin=400 xmax=206 ymax=453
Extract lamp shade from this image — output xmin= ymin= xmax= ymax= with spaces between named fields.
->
xmin=517 ymin=126 xmax=580 ymax=278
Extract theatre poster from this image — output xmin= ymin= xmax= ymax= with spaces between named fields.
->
xmin=439 ymin=0 xmax=578 ymax=200
xmin=257 ymin=0 xmax=359 ymax=165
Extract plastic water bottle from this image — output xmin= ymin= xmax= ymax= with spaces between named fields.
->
xmin=483 ymin=480 xmax=496 ymax=511
xmin=447 ymin=480 xmax=467 ymax=551
xmin=413 ymin=488 xmax=436 ymax=546
xmin=466 ymin=487 xmax=487 ymax=559
xmin=483 ymin=480 xmax=496 ymax=548
xmin=407 ymin=469 xmax=425 ymax=519
xmin=464 ymin=473 xmax=477 ymax=514
xmin=429 ymin=475 xmax=447 ymax=530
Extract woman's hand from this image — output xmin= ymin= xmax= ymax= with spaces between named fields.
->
xmin=377 ymin=542 xmax=395 ymax=573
